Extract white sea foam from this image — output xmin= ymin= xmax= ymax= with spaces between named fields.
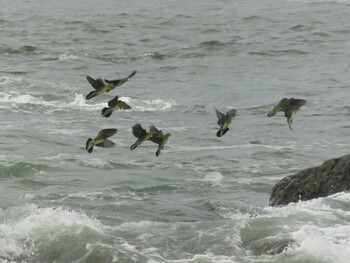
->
xmin=258 ymin=193 xmax=350 ymax=263
xmin=0 ymin=93 xmax=47 ymax=106
xmin=42 ymin=153 xmax=112 ymax=168
xmin=173 ymin=253 xmax=238 ymax=263
xmin=292 ymin=224 xmax=350 ymax=263
xmin=0 ymin=76 xmax=23 ymax=85
xmin=67 ymin=93 xmax=107 ymax=110
xmin=202 ymin=172 xmax=224 ymax=185
xmin=0 ymin=205 xmax=106 ymax=261
xmin=58 ymin=53 xmax=78 ymax=60
xmin=0 ymin=92 xmax=175 ymax=113
xmin=121 ymin=96 xmax=176 ymax=112
xmin=0 ymin=92 xmax=106 ymax=112
xmin=116 ymin=221 xmax=163 ymax=232
xmin=78 ymin=156 xmax=113 ymax=168
xmin=71 ymin=95 xmax=176 ymax=112
xmin=172 ymin=143 xmax=296 ymax=152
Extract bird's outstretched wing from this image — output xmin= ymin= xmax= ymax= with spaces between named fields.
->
xmin=290 ymin=98 xmax=307 ymax=109
xmin=128 ymin=70 xmax=137 ymax=79
xmin=215 ymin=108 xmax=226 ymax=126
xmin=96 ymin=129 xmax=117 ymax=140
xmin=86 ymin=76 xmax=105 ymax=90
xmin=95 ymin=139 xmax=116 ymax=148
xmin=132 ymin=123 xmax=147 ymax=139
xmin=149 ymin=125 xmax=163 ymax=144
xmin=118 ymin=100 xmax=132 ymax=110
xmin=226 ymin=109 xmax=237 ymax=118
xmin=104 ymin=79 xmax=122 ymax=86
xmin=108 ymin=96 xmax=119 ymax=107
xmin=104 ymin=71 xmax=137 ymax=85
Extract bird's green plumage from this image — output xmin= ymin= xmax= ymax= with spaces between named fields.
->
xmin=215 ymin=108 xmax=236 ymax=137
xmin=130 ymin=123 xmax=156 ymax=150
xmin=101 ymin=95 xmax=132 ymax=118
xmin=85 ymin=128 xmax=117 ymax=153
xmin=155 ymin=133 xmax=171 ymax=157
xmin=85 ymin=71 xmax=137 ymax=100
xmin=267 ymin=98 xmax=307 ymax=130
xmin=149 ymin=126 xmax=171 ymax=157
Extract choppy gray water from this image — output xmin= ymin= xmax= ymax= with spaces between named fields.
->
xmin=1 ymin=0 xmax=350 ymax=262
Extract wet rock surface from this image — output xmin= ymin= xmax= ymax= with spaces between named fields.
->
xmin=269 ymin=154 xmax=350 ymax=206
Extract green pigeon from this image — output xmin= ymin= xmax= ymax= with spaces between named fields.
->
xmin=101 ymin=95 xmax=132 ymax=118
xmin=149 ymin=125 xmax=171 ymax=157
xmin=130 ymin=123 xmax=157 ymax=150
xmin=267 ymin=98 xmax=307 ymax=130
xmin=215 ymin=108 xmax=237 ymax=137
xmin=86 ymin=70 xmax=137 ymax=100
xmin=85 ymin=128 xmax=117 ymax=153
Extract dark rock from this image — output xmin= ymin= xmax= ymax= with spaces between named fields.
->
xmin=269 ymin=154 xmax=350 ymax=206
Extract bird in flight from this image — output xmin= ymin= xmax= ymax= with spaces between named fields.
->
xmin=85 ymin=128 xmax=117 ymax=153
xmin=86 ymin=70 xmax=137 ymax=100
xmin=215 ymin=108 xmax=237 ymax=137
xmin=101 ymin=95 xmax=132 ymax=118
xmin=130 ymin=123 xmax=157 ymax=150
xmin=267 ymin=98 xmax=307 ymax=130
xmin=149 ymin=125 xmax=171 ymax=157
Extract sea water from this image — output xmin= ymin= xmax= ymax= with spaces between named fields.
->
xmin=0 ymin=0 xmax=349 ymax=262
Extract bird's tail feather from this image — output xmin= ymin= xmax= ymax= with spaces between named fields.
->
xmin=156 ymin=149 xmax=161 ymax=157
xmin=86 ymin=91 xmax=97 ymax=100
xmin=222 ymin=128 xmax=229 ymax=136
xmin=130 ymin=142 xmax=140 ymax=150
xmin=216 ymin=128 xmax=229 ymax=137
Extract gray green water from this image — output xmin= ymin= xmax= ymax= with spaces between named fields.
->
xmin=1 ymin=0 xmax=350 ymax=262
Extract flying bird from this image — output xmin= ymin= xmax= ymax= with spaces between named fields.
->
xmin=86 ymin=70 xmax=137 ymax=100
xmin=130 ymin=123 xmax=157 ymax=150
xmin=267 ymin=98 xmax=307 ymax=130
xmin=149 ymin=125 xmax=171 ymax=157
xmin=85 ymin=128 xmax=117 ymax=153
xmin=215 ymin=108 xmax=237 ymax=137
xmin=101 ymin=95 xmax=132 ymax=118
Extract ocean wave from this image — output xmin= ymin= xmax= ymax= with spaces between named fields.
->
xmin=0 ymin=93 xmax=47 ymax=106
xmin=116 ymin=221 xmax=165 ymax=232
xmin=249 ymin=49 xmax=309 ymax=57
xmin=0 ymin=92 xmax=175 ymax=113
xmin=172 ymin=143 xmax=297 ymax=152
xmin=0 ymin=205 xmax=107 ymax=262
xmin=0 ymin=161 xmax=50 ymax=178
xmin=42 ymin=153 xmax=114 ymax=169
xmin=58 ymin=53 xmax=78 ymax=60
xmin=0 ymin=92 xmax=105 ymax=112
xmin=0 ymin=45 xmax=38 ymax=55
xmin=292 ymin=224 xmax=350 ymax=263
xmin=243 ymin=192 xmax=350 ymax=261
xmin=172 ymin=253 xmax=237 ymax=263
xmin=122 ymin=96 xmax=176 ymax=112
xmin=134 ymin=51 xmax=172 ymax=62
xmin=201 ymin=172 xmax=224 ymax=185
xmin=0 ymin=76 xmax=23 ymax=85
